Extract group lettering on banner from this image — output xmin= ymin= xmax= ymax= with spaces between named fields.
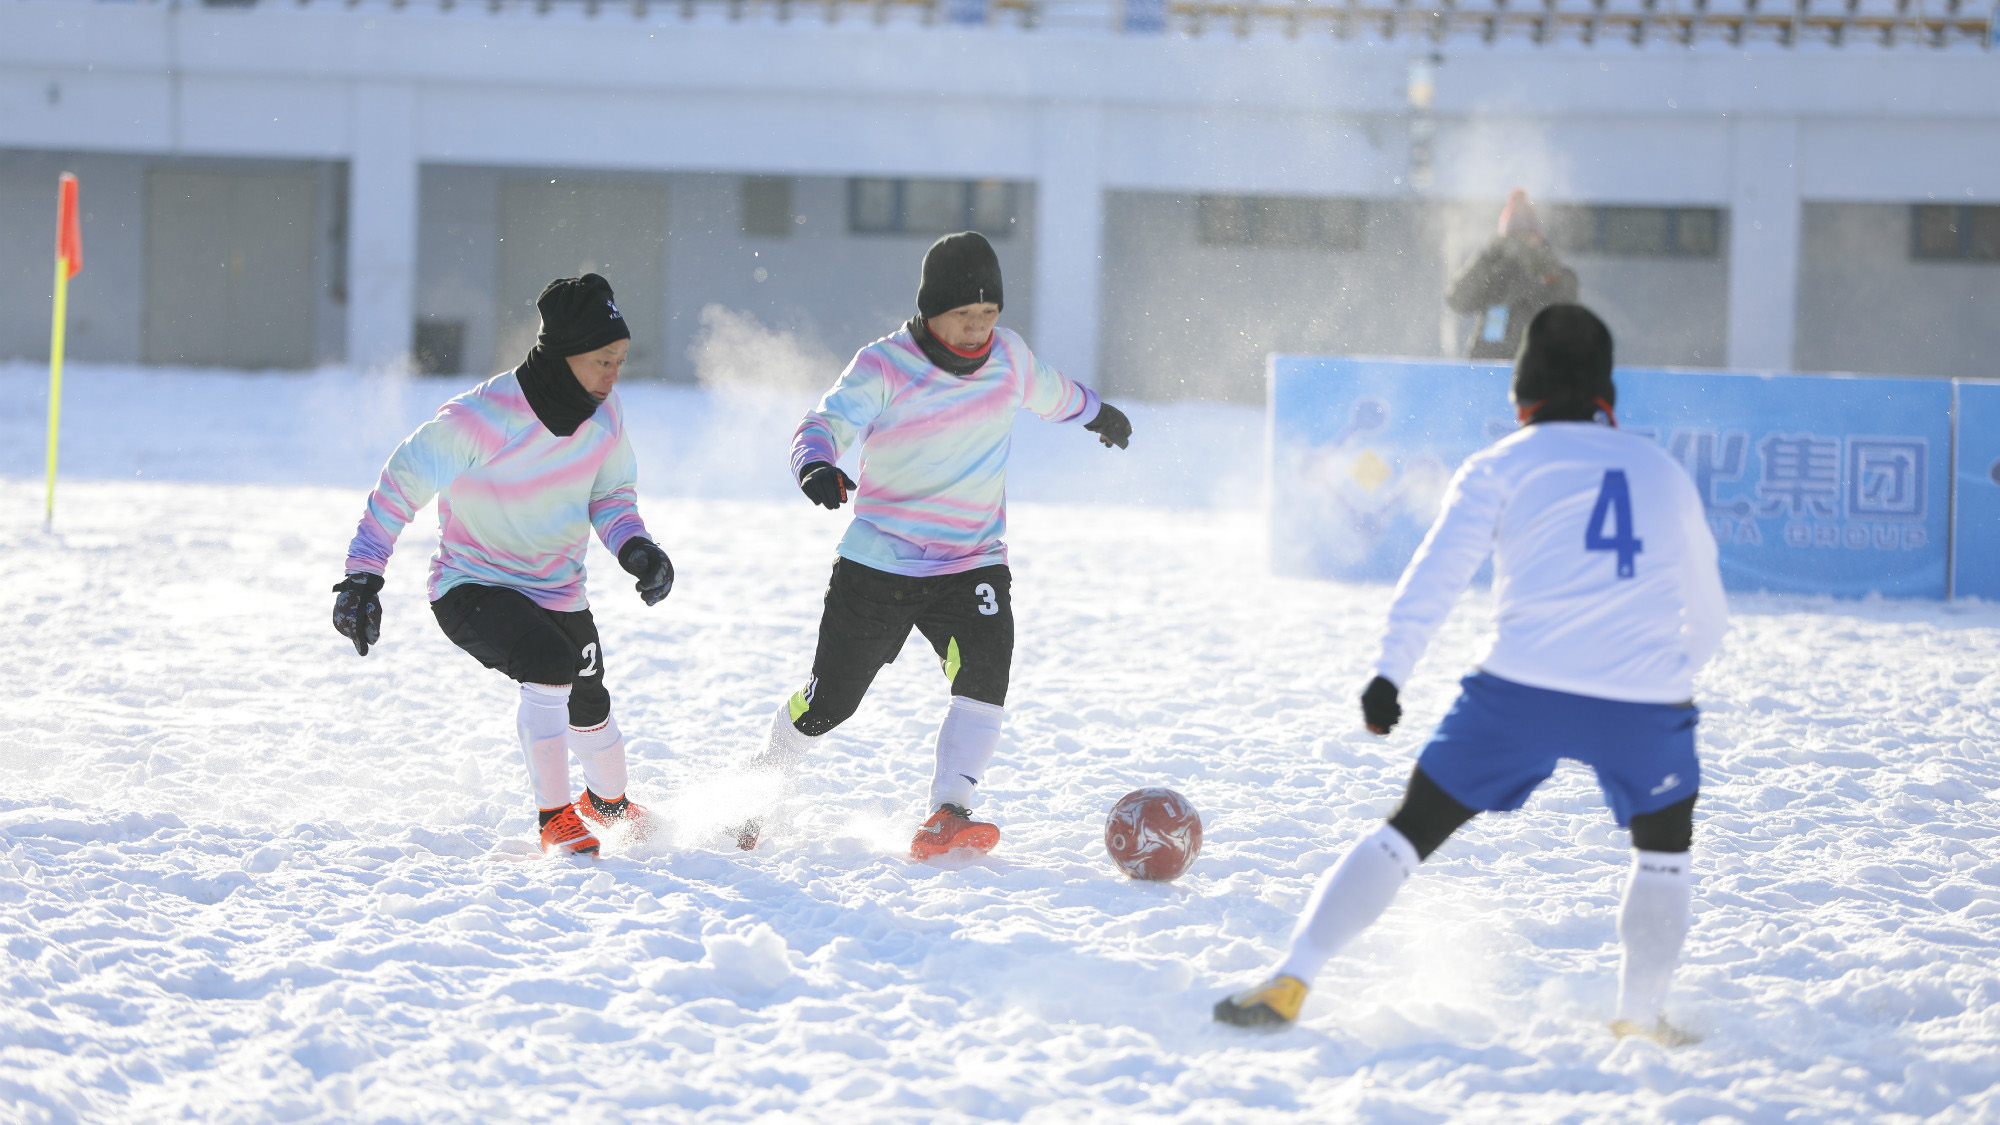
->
xmin=1268 ymin=357 xmax=1985 ymax=600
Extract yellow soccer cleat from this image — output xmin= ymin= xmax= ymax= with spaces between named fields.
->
xmin=1610 ymin=1017 xmax=1703 ymax=1048
xmin=1212 ymin=974 xmax=1308 ymax=1028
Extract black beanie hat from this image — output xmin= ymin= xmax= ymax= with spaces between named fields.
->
xmin=917 ymin=232 xmax=1004 ymax=319
xmin=535 ymin=273 xmax=631 ymax=358
xmin=1512 ymin=304 xmax=1615 ymax=419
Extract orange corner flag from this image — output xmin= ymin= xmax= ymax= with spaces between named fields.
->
xmin=46 ymin=173 xmax=80 ymax=530
xmin=57 ymin=172 xmax=82 ymax=279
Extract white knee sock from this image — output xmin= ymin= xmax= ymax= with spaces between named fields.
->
xmin=748 ymin=700 xmax=822 ymax=773
xmin=928 ymin=697 xmax=1004 ymax=811
xmin=569 ymin=715 xmax=627 ymax=801
xmin=517 ymin=682 xmax=573 ymax=810
xmin=1615 ymin=850 xmax=1694 ymax=1025
xmin=1275 ymin=823 xmax=1420 ymax=985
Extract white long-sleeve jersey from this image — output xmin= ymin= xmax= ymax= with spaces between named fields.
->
xmin=1373 ymin=421 xmax=1727 ymax=704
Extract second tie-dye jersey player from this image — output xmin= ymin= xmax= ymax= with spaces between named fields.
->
xmin=741 ymin=231 xmax=1133 ymax=859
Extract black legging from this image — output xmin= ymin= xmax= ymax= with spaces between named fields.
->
xmin=1386 ymin=766 xmax=1697 ymax=860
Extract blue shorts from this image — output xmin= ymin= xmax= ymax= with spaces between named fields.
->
xmin=1416 ymin=672 xmax=1700 ymax=827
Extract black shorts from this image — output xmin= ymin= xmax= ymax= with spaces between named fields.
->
xmin=790 ymin=558 xmax=1013 ymax=737
xmin=430 ymin=582 xmax=609 ymax=728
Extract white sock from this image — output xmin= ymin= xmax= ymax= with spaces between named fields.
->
xmin=1615 ymin=849 xmax=1694 ymax=1025
xmin=517 ymin=682 xmax=573 ymax=810
xmin=569 ymin=715 xmax=627 ymax=801
xmin=748 ymin=700 xmax=822 ymax=773
xmin=1275 ymin=823 xmax=1420 ymax=985
xmin=928 ymin=697 xmax=1004 ymax=811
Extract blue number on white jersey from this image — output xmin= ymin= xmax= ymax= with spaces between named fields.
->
xmin=1585 ymin=469 xmax=1644 ymax=578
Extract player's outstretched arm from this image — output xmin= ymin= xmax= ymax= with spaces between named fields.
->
xmin=331 ymin=572 xmax=384 ymax=656
xmin=1084 ymin=401 xmax=1132 ymax=450
xmin=1370 ymin=459 xmax=1505 ymax=709
xmin=617 ymin=537 xmax=675 ymax=605
xmin=335 ymin=403 xmax=483 ymax=657
xmin=791 ymin=351 xmax=889 ymax=508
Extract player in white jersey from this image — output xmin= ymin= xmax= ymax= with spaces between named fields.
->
xmin=1215 ymin=305 xmax=1727 ymax=1046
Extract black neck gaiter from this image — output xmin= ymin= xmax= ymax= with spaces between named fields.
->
xmin=908 ymin=316 xmax=992 ymax=378
xmin=515 ymin=346 xmax=601 ymax=437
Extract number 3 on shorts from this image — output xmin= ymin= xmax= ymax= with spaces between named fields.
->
xmin=974 ymin=583 xmax=999 ymax=616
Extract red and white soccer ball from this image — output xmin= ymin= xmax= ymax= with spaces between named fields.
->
xmin=1104 ymin=787 xmax=1203 ymax=881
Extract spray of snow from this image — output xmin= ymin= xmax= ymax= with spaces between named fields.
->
xmin=7 ymin=365 xmax=1996 ymax=1121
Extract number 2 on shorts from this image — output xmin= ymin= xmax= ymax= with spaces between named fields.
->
xmin=1585 ymin=469 xmax=1643 ymax=578
xmin=579 ymin=642 xmax=600 ymax=677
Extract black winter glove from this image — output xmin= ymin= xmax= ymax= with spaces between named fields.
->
xmin=618 ymin=537 xmax=675 ymax=606
xmin=799 ymin=461 xmax=857 ymax=510
xmin=1085 ymin=401 xmax=1132 ymax=450
xmin=331 ymin=572 xmax=385 ymax=656
xmin=1361 ymin=675 xmax=1402 ymax=735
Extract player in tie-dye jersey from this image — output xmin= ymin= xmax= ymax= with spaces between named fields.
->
xmin=330 ymin=275 xmax=676 ymax=858
xmin=736 ymin=232 xmax=1134 ymax=860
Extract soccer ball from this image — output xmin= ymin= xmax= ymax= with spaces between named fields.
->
xmin=1104 ymin=787 xmax=1203 ymax=881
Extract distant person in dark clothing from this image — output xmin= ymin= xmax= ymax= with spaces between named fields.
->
xmin=1448 ymin=189 xmax=1579 ymax=360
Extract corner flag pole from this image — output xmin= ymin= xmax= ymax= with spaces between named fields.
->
xmin=45 ymin=173 xmax=81 ymax=532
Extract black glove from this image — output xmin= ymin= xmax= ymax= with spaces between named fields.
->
xmin=331 ymin=572 xmax=385 ymax=656
xmin=1085 ymin=401 xmax=1132 ymax=450
xmin=618 ymin=537 xmax=674 ymax=606
xmin=799 ymin=461 xmax=857 ymax=510
xmin=1361 ymin=676 xmax=1401 ymax=735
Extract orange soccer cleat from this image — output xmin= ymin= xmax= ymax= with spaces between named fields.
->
xmin=539 ymin=805 xmax=602 ymax=857
xmin=909 ymin=803 xmax=1000 ymax=861
xmin=575 ymin=789 xmax=655 ymax=841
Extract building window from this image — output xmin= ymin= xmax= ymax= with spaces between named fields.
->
xmin=414 ymin=320 xmax=466 ymax=376
xmin=1912 ymin=205 xmax=2000 ymax=261
xmin=741 ymin=177 xmax=794 ymax=238
xmin=1195 ymin=195 xmax=1366 ymax=251
xmin=1548 ymin=206 xmax=1721 ymax=257
xmin=847 ymin=178 xmax=1019 ymax=237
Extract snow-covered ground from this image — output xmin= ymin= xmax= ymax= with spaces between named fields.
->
xmin=3 ymin=365 xmax=1999 ymax=1123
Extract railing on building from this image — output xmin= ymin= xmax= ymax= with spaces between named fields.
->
xmin=1156 ymin=0 xmax=1996 ymax=47
xmin=86 ymin=0 xmax=2000 ymax=45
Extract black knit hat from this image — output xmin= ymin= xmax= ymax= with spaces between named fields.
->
xmin=536 ymin=273 xmax=631 ymax=358
xmin=917 ymin=232 xmax=1004 ymax=319
xmin=1511 ymin=304 xmax=1615 ymax=419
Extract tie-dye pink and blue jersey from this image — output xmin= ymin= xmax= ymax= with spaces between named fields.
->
xmin=790 ymin=325 xmax=1101 ymax=578
xmin=344 ymin=372 xmax=650 ymax=612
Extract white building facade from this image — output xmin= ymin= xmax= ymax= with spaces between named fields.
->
xmin=1 ymin=0 xmax=1996 ymax=399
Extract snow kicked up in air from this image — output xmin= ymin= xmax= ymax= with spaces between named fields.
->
xmin=2 ymin=364 xmax=1998 ymax=1122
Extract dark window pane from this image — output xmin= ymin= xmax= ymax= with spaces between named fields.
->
xmin=1253 ymin=197 xmax=1366 ymax=250
xmin=1196 ymin=195 xmax=1254 ymax=245
xmin=741 ymin=177 xmax=793 ymax=238
xmin=969 ymin=180 xmax=1015 ymax=237
xmin=1914 ymin=204 xmax=1962 ymax=259
xmin=1543 ymin=205 xmax=1596 ymax=254
xmin=1251 ymin=197 xmax=1317 ymax=246
xmin=903 ymin=180 xmax=965 ymax=234
xmin=1673 ymin=209 xmax=1719 ymax=256
xmin=1968 ymin=206 xmax=2000 ymax=261
xmin=1314 ymin=198 xmax=1367 ymax=251
xmin=1601 ymin=207 xmax=1669 ymax=255
xmin=414 ymin=320 xmax=465 ymax=376
xmin=850 ymin=179 xmax=899 ymax=233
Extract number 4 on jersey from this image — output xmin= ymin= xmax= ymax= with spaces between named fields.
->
xmin=1586 ymin=470 xmax=1644 ymax=578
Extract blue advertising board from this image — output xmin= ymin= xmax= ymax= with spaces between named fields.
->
xmin=1269 ymin=357 xmax=1954 ymax=598
xmin=1955 ymin=380 xmax=2000 ymax=600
